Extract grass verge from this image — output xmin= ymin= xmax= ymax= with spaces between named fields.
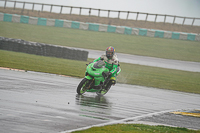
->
xmin=72 ymin=124 xmax=200 ymax=133
xmin=1 ymin=21 xmax=200 ymax=62
xmin=1 ymin=50 xmax=200 ymax=94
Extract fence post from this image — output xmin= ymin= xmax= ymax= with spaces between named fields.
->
xmin=4 ymin=0 xmax=7 ymax=9
xmin=98 ymin=9 xmax=100 ymax=17
xmin=173 ymin=16 xmax=176 ymax=25
xmin=164 ymin=15 xmax=166 ymax=24
xmin=154 ymin=14 xmax=157 ymax=23
xmin=50 ymin=5 xmax=53 ymax=13
xmin=145 ymin=13 xmax=148 ymax=22
xmin=79 ymin=7 xmax=81 ymax=15
xmin=89 ymin=8 xmax=91 ymax=16
xmin=118 ymin=11 xmax=120 ymax=19
xmin=136 ymin=12 xmax=139 ymax=21
xmin=70 ymin=7 xmax=73 ymax=15
xmin=14 ymin=1 xmax=16 ymax=10
xmin=192 ymin=18 xmax=195 ymax=26
xmin=41 ymin=4 xmax=44 ymax=12
xmin=32 ymin=3 xmax=34 ymax=11
xmin=182 ymin=17 xmax=185 ymax=25
xmin=108 ymin=10 xmax=110 ymax=18
xmin=22 ymin=2 xmax=25 ymax=13
xmin=126 ymin=11 xmax=129 ymax=20
xmin=60 ymin=6 xmax=63 ymax=14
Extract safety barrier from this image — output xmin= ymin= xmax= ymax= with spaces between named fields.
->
xmin=0 ymin=12 xmax=200 ymax=41
xmin=0 ymin=37 xmax=88 ymax=61
xmin=1 ymin=0 xmax=200 ymax=26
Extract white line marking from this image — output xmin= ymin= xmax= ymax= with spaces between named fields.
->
xmin=61 ymin=109 xmax=178 ymax=133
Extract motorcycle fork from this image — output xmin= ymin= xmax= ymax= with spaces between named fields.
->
xmin=86 ymin=79 xmax=94 ymax=90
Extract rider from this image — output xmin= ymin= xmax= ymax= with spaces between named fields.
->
xmin=93 ymin=46 xmax=119 ymax=85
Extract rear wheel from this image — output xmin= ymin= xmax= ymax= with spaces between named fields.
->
xmin=77 ymin=78 xmax=92 ymax=95
xmin=96 ymin=81 xmax=112 ymax=96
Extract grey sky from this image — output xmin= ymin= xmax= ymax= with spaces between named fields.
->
xmin=2 ymin=0 xmax=200 ymax=25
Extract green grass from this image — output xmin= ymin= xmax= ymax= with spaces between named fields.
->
xmin=1 ymin=50 xmax=200 ymax=94
xmin=118 ymin=62 xmax=200 ymax=94
xmin=1 ymin=21 xmax=200 ymax=62
xmin=0 ymin=50 xmax=86 ymax=77
xmin=72 ymin=124 xmax=200 ymax=133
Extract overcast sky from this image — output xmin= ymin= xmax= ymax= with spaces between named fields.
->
xmin=2 ymin=0 xmax=200 ymax=25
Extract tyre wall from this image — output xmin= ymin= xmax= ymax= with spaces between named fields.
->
xmin=0 ymin=37 xmax=88 ymax=61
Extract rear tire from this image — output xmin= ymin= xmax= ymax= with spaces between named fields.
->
xmin=77 ymin=78 xmax=92 ymax=95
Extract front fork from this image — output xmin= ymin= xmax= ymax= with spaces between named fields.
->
xmin=84 ymin=76 xmax=94 ymax=90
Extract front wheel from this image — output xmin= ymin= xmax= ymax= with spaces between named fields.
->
xmin=96 ymin=81 xmax=112 ymax=96
xmin=77 ymin=78 xmax=92 ymax=95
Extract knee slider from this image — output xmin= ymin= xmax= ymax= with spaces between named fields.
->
xmin=111 ymin=80 xmax=116 ymax=84
xmin=110 ymin=77 xmax=116 ymax=85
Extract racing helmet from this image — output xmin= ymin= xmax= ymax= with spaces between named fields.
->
xmin=106 ymin=46 xmax=115 ymax=59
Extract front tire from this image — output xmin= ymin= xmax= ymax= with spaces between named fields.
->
xmin=77 ymin=78 xmax=92 ymax=95
xmin=96 ymin=81 xmax=112 ymax=96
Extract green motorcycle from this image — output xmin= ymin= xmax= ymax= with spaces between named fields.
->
xmin=77 ymin=60 xmax=121 ymax=96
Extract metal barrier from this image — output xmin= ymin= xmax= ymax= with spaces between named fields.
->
xmin=0 ymin=0 xmax=199 ymax=26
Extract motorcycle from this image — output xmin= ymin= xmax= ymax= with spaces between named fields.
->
xmin=77 ymin=60 xmax=121 ymax=96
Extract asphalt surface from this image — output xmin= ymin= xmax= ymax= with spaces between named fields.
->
xmin=0 ymin=69 xmax=200 ymax=133
xmin=76 ymin=48 xmax=200 ymax=72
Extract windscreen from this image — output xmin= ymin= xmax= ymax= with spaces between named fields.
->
xmin=93 ymin=60 xmax=105 ymax=68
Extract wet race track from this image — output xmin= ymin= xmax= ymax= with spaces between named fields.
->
xmin=0 ymin=69 xmax=200 ymax=133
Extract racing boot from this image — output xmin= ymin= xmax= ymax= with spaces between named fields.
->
xmin=110 ymin=77 xmax=116 ymax=86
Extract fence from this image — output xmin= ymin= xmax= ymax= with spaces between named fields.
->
xmin=0 ymin=0 xmax=199 ymax=26
xmin=1 ymin=12 xmax=200 ymax=41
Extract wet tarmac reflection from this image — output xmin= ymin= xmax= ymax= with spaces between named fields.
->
xmin=75 ymin=94 xmax=111 ymax=109
xmin=76 ymin=94 xmax=115 ymax=120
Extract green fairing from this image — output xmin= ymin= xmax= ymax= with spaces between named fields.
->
xmin=85 ymin=62 xmax=109 ymax=86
